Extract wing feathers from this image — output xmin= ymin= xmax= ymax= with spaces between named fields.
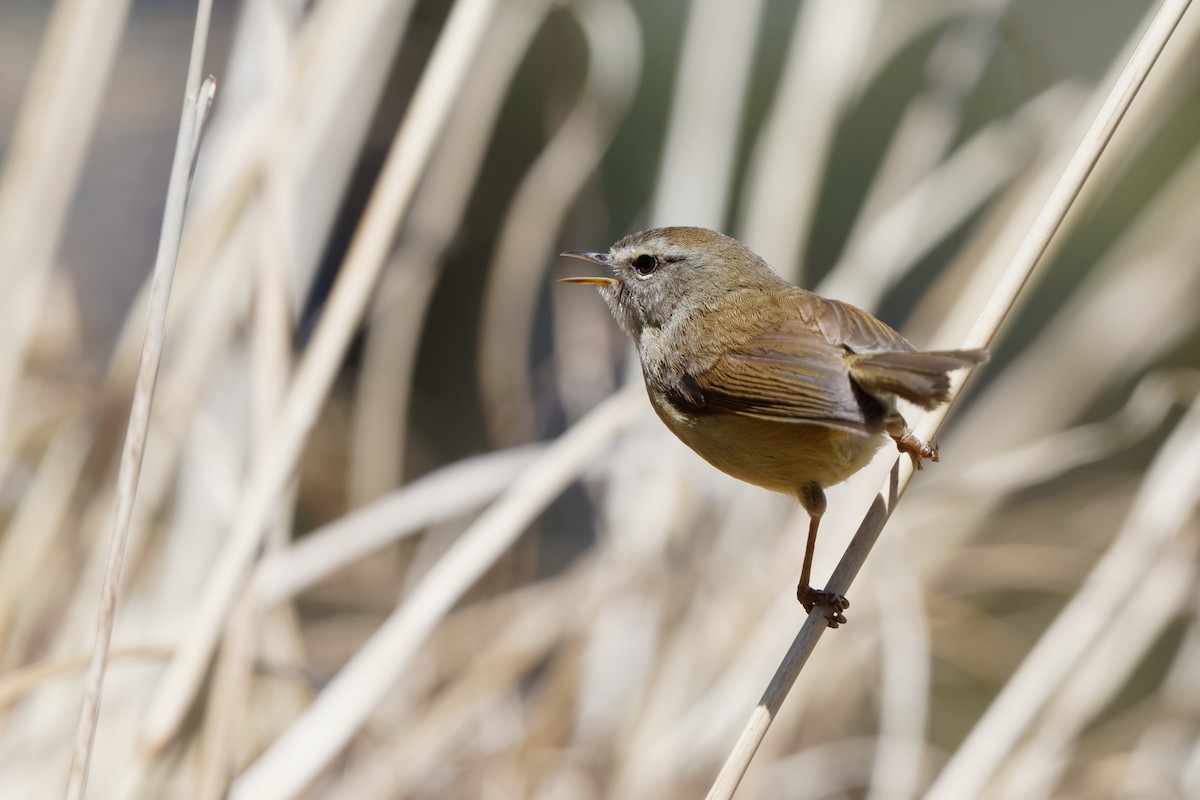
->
xmin=848 ymin=349 xmax=988 ymax=409
xmin=678 ymin=290 xmax=987 ymax=429
xmin=689 ymin=325 xmax=885 ymax=433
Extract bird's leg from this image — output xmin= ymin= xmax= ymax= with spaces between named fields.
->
xmin=795 ymin=483 xmax=849 ymax=628
xmin=887 ymin=411 xmax=937 ymax=470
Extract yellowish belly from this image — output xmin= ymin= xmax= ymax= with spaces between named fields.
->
xmin=650 ymin=396 xmax=884 ymax=497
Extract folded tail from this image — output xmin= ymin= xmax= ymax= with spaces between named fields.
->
xmin=848 ymin=349 xmax=988 ymax=409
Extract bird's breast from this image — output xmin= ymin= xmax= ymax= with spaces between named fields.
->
xmin=647 ymin=389 xmax=885 ymax=495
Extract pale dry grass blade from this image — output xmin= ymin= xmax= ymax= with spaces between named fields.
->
xmin=277 ymin=0 xmax=419 ymax=304
xmin=0 ymin=417 xmax=92 ymax=658
xmin=750 ymin=737 xmax=944 ymax=799
xmin=228 ymin=386 xmax=641 ymax=800
xmin=865 ymin=524 xmax=932 ymax=800
xmin=192 ymin=69 xmax=307 ymax=793
xmin=0 ymin=0 xmax=133 ymax=461
xmin=903 ymin=368 xmax=1198 ymax=615
xmin=337 ymin=561 xmax=600 ymax=797
xmin=993 ymin=541 xmax=1198 ymax=800
xmin=1118 ymin=720 xmax=1198 ymax=798
xmin=349 ymin=0 xmax=554 ymax=503
xmin=910 ymin=0 xmax=1200 ymax=353
xmin=196 ymin=591 xmax=257 ymax=800
xmin=951 ymin=369 xmax=1199 ymax=496
xmin=141 ymin=0 xmax=502 ymax=751
xmin=924 ymin=391 xmax=1200 ymax=800
xmin=845 ymin=0 xmax=1011 ymax=237
xmin=948 ymin=0 xmax=1191 ymax=361
xmin=0 ymin=649 xmax=170 ymax=712
xmin=253 ymin=445 xmax=543 ymax=607
xmin=819 ymin=84 xmax=1075 ymax=308
xmin=1166 ymin=621 xmax=1200 ymax=796
xmin=477 ymin=0 xmax=641 ymax=445
xmin=72 ymin=0 xmax=417 ymax=669
xmin=943 ymin=0 xmax=1200 ymax=450
xmin=649 ymin=0 xmax=765 ymax=229
xmin=953 ymin=145 xmax=1200 ymax=456
xmin=737 ymin=0 xmax=881 ymax=279
xmin=707 ymin=2 xmax=1193 ymax=795
xmin=607 ymin=495 xmax=801 ymax=796
xmin=187 ymin=0 xmax=421 ymax=307
xmin=90 ymin=5 xmax=426 ymax=697
xmin=66 ymin=3 xmax=217 ymax=794
xmin=106 ymin=0 xmax=419 ymax=402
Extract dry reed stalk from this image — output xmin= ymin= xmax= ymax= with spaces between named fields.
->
xmin=85 ymin=7 xmax=427 ymax=708
xmin=228 ymin=386 xmax=641 ymax=799
xmin=954 ymin=154 xmax=1200 ymax=456
xmin=904 ymin=146 xmax=1200 ymax=582
xmin=65 ymin=1 xmax=217 ymax=794
xmin=0 ymin=417 xmax=93 ymax=658
xmin=101 ymin=0 xmax=419 ymax=513
xmin=842 ymin=0 xmax=1011 ymax=241
xmin=349 ymin=0 xmax=554 ymax=504
xmin=749 ymin=737 xmax=944 ymax=799
xmin=477 ymin=0 xmax=642 ymax=445
xmin=864 ymin=523 xmax=931 ymax=800
xmin=737 ymin=0 xmax=881 ymax=279
xmin=196 ymin=591 xmax=257 ymax=800
xmin=0 ymin=648 xmax=170 ymax=712
xmin=0 ymin=0 xmax=133 ymax=463
xmin=706 ymin=1 xmax=1194 ymax=796
xmin=337 ymin=560 xmax=602 ymax=796
xmin=934 ymin=370 xmax=1198 ymax=539
xmin=141 ymin=0 xmax=502 ymax=752
xmin=877 ymin=0 xmax=1200 ymax=600
xmin=944 ymin=0 xmax=1200 ymax=453
xmin=819 ymin=85 xmax=1072 ymax=310
xmin=252 ymin=445 xmax=544 ymax=607
xmin=649 ymin=0 xmax=765 ymax=229
xmin=924 ymin=392 xmax=1200 ymax=798
xmin=994 ymin=541 xmax=1198 ymax=800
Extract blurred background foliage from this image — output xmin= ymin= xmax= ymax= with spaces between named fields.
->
xmin=1 ymin=0 xmax=1199 ymax=798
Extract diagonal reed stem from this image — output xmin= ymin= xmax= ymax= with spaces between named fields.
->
xmin=64 ymin=2 xmax=216 ymax=797
xmin=705 ymin=0 xmax=1193 ymax=796
xmin=141 ymin=0 xmax=502 ymax=755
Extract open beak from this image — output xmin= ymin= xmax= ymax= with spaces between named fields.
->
xmin=559 ymin=251 xmax=618 ymax=287
xmin=559 ymin=276 xmax=618 ymax=286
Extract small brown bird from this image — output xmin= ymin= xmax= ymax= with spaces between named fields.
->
xmin=562 ymin=227 xmax=986 ymax=626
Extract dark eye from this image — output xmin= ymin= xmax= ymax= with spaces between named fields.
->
xmin=633 ymin=254 xmax=659 ymax=276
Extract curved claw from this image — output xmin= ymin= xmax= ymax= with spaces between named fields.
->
xmin=893 ymin=429 xmax=938 ymax=470
xmin=797 ymin=586 xmax=850 ymax=628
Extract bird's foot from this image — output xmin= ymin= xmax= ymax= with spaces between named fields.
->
xmin=797 ymin=585 xmax=850 ymax=628
xmin=893 ymin=430 xmax=938 ymax=470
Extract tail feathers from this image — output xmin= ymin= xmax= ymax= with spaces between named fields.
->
xmin=849 ymin=349 xmax=987 ymax=409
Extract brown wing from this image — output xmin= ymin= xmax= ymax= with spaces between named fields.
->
xmin=803 ymin=293 xmax=987 ymax=408
xmin=681 ymin=318 xmax=887 ymax=434
xmin=806 ymin=294 xmax=915 ymax=355
xmin=848 ymin=349 xmax=989 ymax=409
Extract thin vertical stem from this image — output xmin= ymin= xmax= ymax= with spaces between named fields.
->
xmin=141 ymin=0 xmax=502 ymax=754
xmin=64 ymin=2 xmax=216 ymax=796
